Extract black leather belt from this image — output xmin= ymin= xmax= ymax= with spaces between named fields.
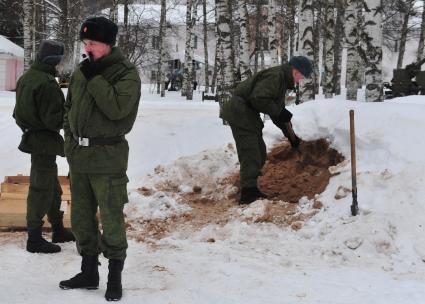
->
xmin=72 ymin=134 xmax=124 ymax=147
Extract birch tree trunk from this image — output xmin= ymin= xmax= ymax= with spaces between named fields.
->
xmin=323 ymin=0 xmax=334 ymax=98
xmin=23 ymin=0 xmax=33 ymax=71
xmin=254 ymin=2 xmax=261 ymax=74
xmin=332 ymin=0 xmax=345 ymax=95
xmin=203 ymin=0 xmax=210 ymax=92
xmin=298 ymin=0 xmax=315 ymax=102
xmin=345 ymin=0 xmax=360 ymax=100
xmin=238 ymin=0 xmax=251 ymax=81
xmin=417 ymin=1 xmax=425 ymax=61
xmin=280 ymin=3 xmax=289 ymax=64
xmin=396 ymin=0 xmax=415 ymax=69
xmin=362 ymin=0 xmax=383 ymax=102
xmin=216 ymin=0 xmax=234 ymax=119
xmin=109 ymin=0 xmax=119 ymax=23
xmin=157 ymin=0 xmax=167 ymax=97
xmin=268 ymin=0 xmax=279 ymax=66
xmin=186 ymin=0 xmax=198 ymax=100
xmin=313 ymin=0 xmax=323 ymax=95
xmin=289 ymin=0 xmax=297 ymax=58
xmin=182 ymin=0 xmax=193 ymax=97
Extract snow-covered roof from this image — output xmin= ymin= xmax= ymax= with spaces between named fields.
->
xmin=0 ymin=35 xmax=24 ymax=58
xmin=115 ymin=3 xmax=215 ymax=26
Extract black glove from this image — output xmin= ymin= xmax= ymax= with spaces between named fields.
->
xmin=80 ymin=56 xmax=103 ymax=80
xmin=281 ymin=122 xmax=301 ymax=148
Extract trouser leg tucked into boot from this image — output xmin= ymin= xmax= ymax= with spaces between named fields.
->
xmin=27 ymin=227 xmax=61 ymax=253
xmin=59 ymin=255 xmax=99 ymax=290
xmin=52 ymin=221 xmax=75 ymax=243
xmin=105 ymin=259 xmax=124 ymax=301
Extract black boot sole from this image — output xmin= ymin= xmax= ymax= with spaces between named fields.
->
xmin=59 ymin=284 xmax=98 ymax=290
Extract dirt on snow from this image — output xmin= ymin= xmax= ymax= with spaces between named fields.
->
xmin=128 ymin=139 xmax=345 ymax=243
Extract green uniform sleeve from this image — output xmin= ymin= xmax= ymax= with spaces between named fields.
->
xmin=247 ymin=73 xmax=285 ymax=117
xmin=63 ymin=80 xmax=72 ymax=137
xmin=36 ymin=80 xmax=65 ymax=131
xmin=86 ymin=69 xmax=141 ymax=121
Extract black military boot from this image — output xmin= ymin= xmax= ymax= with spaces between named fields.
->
xmin=105 ymin=259 xmax=124 ymax=301
xmin=52 ymin=221 xmax=75 ymax=243
xmin=59 ymin=255 xmax=99 ymax=290
xmin=27 ymin=227 xmax=61 ymax=253
xmin=239 ymin=187 xmax=267 ymax=205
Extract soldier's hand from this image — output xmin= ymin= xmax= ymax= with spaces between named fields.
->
xmin=80 ymin=58 xmax=102 ymax=80
xmin=288 ymin=134 xmax=301 ymax=149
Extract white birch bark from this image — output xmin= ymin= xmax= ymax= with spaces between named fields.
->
xmin=268 ymin=0 xmax=279 ymax=66
xmin=157 ymin=0 xmax=167 ymax=97
xmin=181 ymin=0 xmax=193 ymax=97
xmin=332 ymin=0 xmax=345 ymax=95
xmin=238 ymin=0 xmax=251 ymax=80
xmin=203 ymin=0 xmax=210 ymax=92
xmin=362 ymin=0 xmax=383 ymax=102
xmin=280 ymin=3 xmax=289 ymax=64
xmin=23 ymin=0 xmax=33 ymax=71
xmin=417 ymin=1 xmax=425 ymax=61
xmin=396 ymin=0 xmax=415 ymax=69
xmin=216 ymin=0 xmax=234 ymax=118
xmin=186 ymin=0 xmax=198 ymax=100
xmin=345 ymin=0 xmax=360 ymax=100
xmin=298 ymin=0 xmax=315 ymax=102
xmin=324 ymin=0 xmax=334 ymax=98
xmin=313 ymin=1 xmax=323 ymax=95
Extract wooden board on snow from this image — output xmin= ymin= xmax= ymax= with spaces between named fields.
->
xmin=0 ymin=175 xmax=71 ymax=228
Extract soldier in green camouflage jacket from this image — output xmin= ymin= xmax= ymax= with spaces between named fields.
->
xmin=59 ymin=17 xmax=141 ymax=302
xmin=220 ymin=56 xmax=313 ymax=204
xmin=14 ymin=40 xmax=75 ymax=254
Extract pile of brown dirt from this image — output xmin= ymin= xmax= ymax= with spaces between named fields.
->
xmin=128 ymin=139 xmax=344 ymax=242
xmin=258 ymin=138 xmax=345 ymax=203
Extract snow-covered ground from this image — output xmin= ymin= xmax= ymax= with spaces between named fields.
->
xmin=1 ymin=87 xmax=425 ymax=303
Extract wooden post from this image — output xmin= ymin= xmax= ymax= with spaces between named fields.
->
xmin=349 ymin=110 xmax=359 ymax=215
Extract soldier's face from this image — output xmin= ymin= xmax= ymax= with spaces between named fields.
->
xmin=82 ymin=39 xmax=112 ymax=61
xmin=292 ymin=68 xmax=304 ymax=84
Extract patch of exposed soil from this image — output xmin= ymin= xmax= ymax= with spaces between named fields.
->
xmin=259 ymin=139 xmax=345 ymax=202
xmin=127 ymin=139 xmax=344 ymax=243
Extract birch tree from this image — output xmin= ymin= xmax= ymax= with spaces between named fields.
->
xmin=323 ymin=0 xmax=334 ymax=98
xmin=23 ymin=0 xmax=33 ymax=71
xmin=280 ymin=2 xmax=289 ymax=63
xmin=396 ymin=0 xmax=416 ymax=68
xmin=156 ymin=0 xmax=167 ymax=97
xmin=109 ymin=0 xmax=119 ymax=23
xmin=238 ymin=0 xmax=251 ymax=81
xmin=361 ymin=0 xmax=383 ymax=102
xmin=345 ymin=0 xmax=361 ymax=100
xmin=332 ymin=0 xmax=345 ymax=95
xmin=268 ymin=0 xmax=279 ymax=66
xmin=202 ymin=0 xmax=210 ymax=92
xmin=312 ymin=0 xmax=323 ymax=95
xmin=289 ymin=0 xmax=297 ymax=58
xmin=216 ymin=0 xmax=235 ymax=118
xmin=418 ymin=1 xmax=425 ymax=61
xmin=186 ymin=0 xmax=199 ymax=100
xmin=298 ymin=0 xmax=315 ymax=102
xmin=182 ymin=0 xmax=194 ymax=97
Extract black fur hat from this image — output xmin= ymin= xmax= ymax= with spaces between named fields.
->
xmin=289 ymin=56 xmax=313 ymax=78
xmin=79 ymin=17 xmax=118 ymax=46
xmin=36 ymin=40 xmax=64 ymax=66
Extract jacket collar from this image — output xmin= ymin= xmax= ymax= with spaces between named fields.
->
xmin=31 ymin=61 xmax=57 ymax=76
xmin=96 ymin=47 xmax=125 ymax=69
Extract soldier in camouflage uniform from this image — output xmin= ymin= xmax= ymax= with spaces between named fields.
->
xmin=14 ymin=40 xmax=75 ymax=254
xmin=220 ymin=56 xmax=313 ymax=204
xmin=59 ymin=17 xmax=141 ymax=302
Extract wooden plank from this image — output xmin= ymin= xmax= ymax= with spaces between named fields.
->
xmin=0 ymin=199 xmax=71 ymax=228
xmin=1 ymin=183 xmax=70 ymax=195
xmin=0 ymin=192 xmax=71 ymax=201
xmin=4 ymin=175 xmax=69 ymax=185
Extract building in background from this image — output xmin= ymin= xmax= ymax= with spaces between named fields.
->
xmin=0 ymin=35 xmax=24 ymax=91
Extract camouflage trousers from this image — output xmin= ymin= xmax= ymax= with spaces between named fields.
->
xmin=69 ymin=172 xmax=129 ymax=260
xmin=230 ymin=124 xmax=267 ymax=188
xmin=27 ymin=154 xmax=63 ymax=229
